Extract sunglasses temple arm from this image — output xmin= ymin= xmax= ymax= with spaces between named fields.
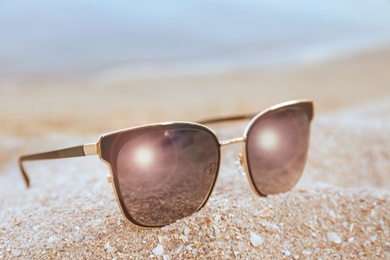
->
xmin=18 ymin=143 xmax=97 ymax=188
xmin=198 ymin=113 xmax=257 ymax=125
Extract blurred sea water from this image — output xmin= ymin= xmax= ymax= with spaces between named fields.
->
xmin=1 ymin=0 xmax=390 ymax=81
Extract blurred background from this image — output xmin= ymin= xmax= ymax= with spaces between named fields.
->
xmin=1 ymin=0 xmax=390 ymax=136
xmin=2 ymin=2 xmax=390 ymax=257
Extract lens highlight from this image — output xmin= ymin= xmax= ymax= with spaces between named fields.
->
xmin=257 ymin=129 xmax=279 ymax=150
xmin=134 ymin=146 xmax=154 ymax=167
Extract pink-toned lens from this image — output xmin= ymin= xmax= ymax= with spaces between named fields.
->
xmin=246 ymin=107 xmax=310 ymax=195
xmin=104 ymin=124 xmax=220 ymax=227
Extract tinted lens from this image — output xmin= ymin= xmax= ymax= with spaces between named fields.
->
xmin=100 ymin=124 xmax=220 ymax=227
xmin=246 ymin=106 xmax=310 ymax=195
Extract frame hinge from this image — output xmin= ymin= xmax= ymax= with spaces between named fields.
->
xmin=83 ymin=143 xmax=98 ymax=156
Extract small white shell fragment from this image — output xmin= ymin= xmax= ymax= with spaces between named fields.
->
xmin=48 ymin=235 xmax=59 ymax=245
xmin=153 ymin=244 xmax=164 ymax=256
xmin=105 ymin=241 xmax=116 ymax=253
xmin=327 ymin=232 xmax=342 ymax=244
xmin=179 ymin=235 xmax=188 ymax=242
xmin=184 ymin=226 xmax=190 ymax=236
xmin=12 ymin=250 xmax=21 ymax=257
xmin=283 ymin=249 xmax=291 ymax=257
xmin=250 ymin=232 xmax=264 ymax=247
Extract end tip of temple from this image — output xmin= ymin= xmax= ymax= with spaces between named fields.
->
xmin=18 ymin=156 xmax=31 ymax=188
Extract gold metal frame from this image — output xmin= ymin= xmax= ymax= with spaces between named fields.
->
xmin=18 ymin=99 xmax=314 ymax=228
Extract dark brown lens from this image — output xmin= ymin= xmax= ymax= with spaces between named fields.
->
xmin=100 ymin=124 xmax=220 ymax=227
xmin=246 ymin=106 xmax=311 ymax=195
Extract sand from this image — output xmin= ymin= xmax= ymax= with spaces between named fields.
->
xmin=1 ymin=47 xmax=390 ymax=259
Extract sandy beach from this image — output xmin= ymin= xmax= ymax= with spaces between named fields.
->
xmin=1 ymin=45 xmax=390 ymax=258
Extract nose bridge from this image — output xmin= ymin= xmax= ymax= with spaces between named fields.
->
xmin=219 ymin=136 xmax=246 ymax=147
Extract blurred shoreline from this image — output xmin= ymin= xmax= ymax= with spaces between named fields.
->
xmin=3 ymin=36 xmax=390 ymax=85
xmin=1 ymin=45 xmax=390 ymax=137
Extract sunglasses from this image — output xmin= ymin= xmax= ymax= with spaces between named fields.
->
xmin=18 ymin=100 xmax=314 ymax=228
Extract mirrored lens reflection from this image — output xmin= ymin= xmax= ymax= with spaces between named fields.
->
xmin=246 ymin=107 xmax=310 ymax=195
xmin=116 ymin=127 xmax=220 ymax=227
